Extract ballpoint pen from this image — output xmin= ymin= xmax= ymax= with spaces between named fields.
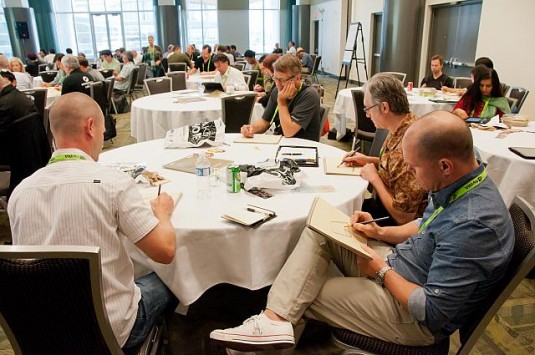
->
xmin=359 ymin=216 xmax=389 ymax=225
xmin=338 ymin=151 xmax=356 ymax=167
xmin=157 ymin=184 xmax=162 ymax=196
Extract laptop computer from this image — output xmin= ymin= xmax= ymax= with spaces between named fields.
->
xmin=202 ymin=82 xmax=224 ymax=93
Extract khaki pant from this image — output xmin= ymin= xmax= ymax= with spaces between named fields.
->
xmin=266 ymin=228 xmax=435 ymax=346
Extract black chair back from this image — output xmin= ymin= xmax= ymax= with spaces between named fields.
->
xmin=86 ymin=81 xmax=108 ymax=114
xmin=168 ymin=62 xmax=187 ymax=72
xmin=20 ymin=88 xmax=48 ymax=121
xmin=99 ymin=69 xmax=114 ymax=79
xmin=221 ymin=93 xmax=257 ymax=133
xmin=126 ymin=67 xmax=139 ymax=95
xmin=7 ymin=112 xmax=51 ymax=195
xmin=242 ymin=70 xmax=259 ymax=91
xmin=231 ymin=63 xmax=245 ymax=71
xmin=136 ymin=64 xmax=148 ymax=86
xmin=508 ymin=87 xmax=529 ymax=114
xmin=39 ymin=71 xmax=58 ymax=83
xmin=144 ymin=78 xmax=172 ymax=95
xmin=166 ymin=71 xmax=187 ymax=91
xmin=38 ymin=63 xmax=50 ymax=73
xmin=160 ymin=57 xmax=169 ymax=73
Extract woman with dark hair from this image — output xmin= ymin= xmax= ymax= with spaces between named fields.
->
xmin=255 ymin=53 xmax=280 ymax=107
xmin=25 ymin=51 xmax=40 ymax=76
xmin=453 ymin=66 xmax=510 ymax=119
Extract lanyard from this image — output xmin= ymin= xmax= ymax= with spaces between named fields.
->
xmin=418 ymin=168 xmax=487 ymax=233
xmin=270 ymin=82 xmax=303 ymax=125
xmin=471 ymin=97 xmax=489 ymax=117
xmin=48 ymin=153 xmax=86 ymax=165
xmin=202 ymin=58 xmax=211 ymax=72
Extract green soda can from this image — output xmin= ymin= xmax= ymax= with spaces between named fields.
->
xmin=226 ymin=166 xmax=241 ymax=192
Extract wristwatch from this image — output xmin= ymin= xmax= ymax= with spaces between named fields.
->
xmin=374 ymin=266 xmax=393 ymax=286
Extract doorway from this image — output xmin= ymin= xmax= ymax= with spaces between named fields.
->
xmin=91 ymin=13 xmax=125 ymax=55
xmin=370 ymin=12 xmax=382 ymax=76
xmin=313 ymin=20 xmax=319 ymax=55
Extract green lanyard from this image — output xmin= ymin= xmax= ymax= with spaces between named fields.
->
xmin=270 ymin=82 xmax=304 ymax=125
xmin=48 ymin=154 xmax=86 ymax=165
xmin=418 ymin=168 xmax=487 ymax=233
xmin=202 ymin=58 xmax=211 ymax=72
xmin=471 ymin=97 xmax=489 ymax=117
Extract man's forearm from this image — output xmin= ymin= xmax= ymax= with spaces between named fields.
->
xmin=376 ymin=220 xmax=418 ymax=244
xmin=383 ymin=269 xmax=421 ymax=310
xmin=277 ymin=104 xmax=301 ymax=137
xmin=372 ymin=179 xmax=416 ymax=225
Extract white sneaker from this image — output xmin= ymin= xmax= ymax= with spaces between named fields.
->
xmin=210 ymin=312 xmax=295 ymax=351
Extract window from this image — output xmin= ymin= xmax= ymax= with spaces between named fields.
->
xmin=51 ymin=0 xmax=156 ymax=60
xmin=0 ymin=4 xmax=13 ymax=58
xmin=184 ymin=0 xmax=219 ymax=47
xmin=249 ymin=0 xmax=279 ymax=54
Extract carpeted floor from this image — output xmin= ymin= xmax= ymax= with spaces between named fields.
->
xmin=0 ymin=74 xmax=533 ymax=354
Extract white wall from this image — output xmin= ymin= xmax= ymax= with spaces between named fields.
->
xmin=477 ymin=0 xmax=535 ymax=118
xmin=309 ymin=0 xmax=347 ymax=75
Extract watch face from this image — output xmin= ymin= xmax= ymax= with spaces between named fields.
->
xmin=374 ymin=273 xmax=384 ymax=285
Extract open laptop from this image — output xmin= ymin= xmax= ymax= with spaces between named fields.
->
xmin=202 ymin=82 xmax=224 ymax=93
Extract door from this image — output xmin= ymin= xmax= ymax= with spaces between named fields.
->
xmin=91 ymin=13 xmax=125 ymax=55
xmin=428 ymin=2 xmax=482 ymax=78
xmin=313 ymin=20 xmax=319 ymax=55
xmin=371 ymin=13 xmax=382 ymax=76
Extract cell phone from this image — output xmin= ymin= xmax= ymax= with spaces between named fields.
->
xmin=466 ymin=117 xmax=490 ymax=124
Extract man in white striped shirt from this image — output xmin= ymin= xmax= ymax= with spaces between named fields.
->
xmin=8 ymin=92 xmax=178 ymax=349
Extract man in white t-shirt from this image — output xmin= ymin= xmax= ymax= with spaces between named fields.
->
xmin=213 ymin=53 xmax=248 ymax=91
xmin=8 ymin=92 xmax=178 ymax=350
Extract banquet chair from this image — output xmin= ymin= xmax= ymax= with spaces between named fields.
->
xmin=20 ymin=88 xmax=48 ymax=121
xmin=382 ymin=72 xmax=406 ymax=85
xmin=368 ymin=128 xmax=389 ymax=158
xmin=6 ymin=112 xmax=51 ymax=196
xmin=144 ymin=77 xmax=172 ymax=95
xmin=168 ymin=62 xmax=188 ymax=72
xmin=99 ymin=69 xmax=114 ymax=79
xmin=454 ymin=77 xmax=472 ymax=89
xmin=160 ymin=57 xmax=168 ymax=73
xmin=231 ymin=62 xmax=245 ymax=71
xmin=351 ymin=89 xmax=376 ymax=155
xmin=304 ymin=56 xmax=322 ymax=84
xmin=508 ymin=87 xmax=529 ymax=114
xmin=506 ymin=97 xmax=518 ymax=112
xmin=331 ymin=195 xmax=535 ymax=355
xmin=38 ymin=63 xmax=50 ymax=73
xmin=501 ymin=83 xmax=510 ymax=96
xmin=243 ymin=70 xmax=259 ymax=91
xmin=166 ymin=71 xmax=187 ymax=91
xmin=221 ymin=93 xmax=257 ymax=133
xmin=243 ymin=74 xmax=252 ymax=91
xmin=133 ymin=64 xmax=148 ymax=99
xmin=318 ymin=104 xmax=330 ymax=141
xmin=0 ymin=245 xmax=165 ymax=355
xmin=39 ymin=70 xmax=58 ymax=83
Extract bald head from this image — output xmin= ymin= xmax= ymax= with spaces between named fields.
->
xmin=405 ymin=111 xmax=474 ymax=162
xmin=50 ymin=93 xmax=103 ymax=138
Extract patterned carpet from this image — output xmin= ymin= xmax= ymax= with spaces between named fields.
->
xmin=1 ymin=75 xmax=534 ymax=354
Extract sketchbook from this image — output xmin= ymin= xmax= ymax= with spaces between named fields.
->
xmin=323 ymin=157 xmax=362 ymax=176
xmin=163 ymin=155 xmax=233 ymax=174
xmin=306 ymin=197 xmax=371 ymax=260
xmin=222 ymin=204 xmax=277 ymax=227
xmin=233 ymin=134 xmax=283 ymax=144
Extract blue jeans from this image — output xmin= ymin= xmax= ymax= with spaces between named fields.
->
xmin=122 ymin=272 xmax=177 ymax=349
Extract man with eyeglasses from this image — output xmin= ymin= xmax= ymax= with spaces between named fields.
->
xmin=342 ymin=73 xmax=427 ymax=225
xmin=240 ymin=54 xmax=321 ymax=141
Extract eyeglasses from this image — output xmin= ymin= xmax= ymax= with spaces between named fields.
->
xmin=273 ymin=74 xmax=297 ymax=85
xmin=363 ymin=103 xmax=379 ymax=113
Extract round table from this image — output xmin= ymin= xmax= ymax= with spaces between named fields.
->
xmin=45 ymin=87 xmax=61 ymax=107
xmin=471 ymin=122 xmax=535 ymax=207
xmin=98 ymin=135 xmax=368 ymax=305
xmin=131 ymin=90 xmax=265 ymax=142
xmin=333 ymin=87 xmax=459 ymax=140
xmin=186 ymin=73 xmax=217 ymax=90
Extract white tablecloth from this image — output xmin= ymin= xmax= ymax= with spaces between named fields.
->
xmin=45 ymin=87 xmax=61 ymax=107
xmin=471 ymin=122 xmax=535 ymax=207
xmin=98 ymin=135 xmax=368 ymax=305
xmin=333 ymin=87 xmax=458 ymax=140
xmin=186 ymin=73 xmax=217 ymax=90
xmin=131 ymin=90 xmax=264 ymax=142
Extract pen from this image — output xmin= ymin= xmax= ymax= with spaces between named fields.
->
xmin=157 ymin=184 xmax=162 ymax=196
xmin=338 ymin=151 xmax=357 ymax=167
xmin=281 ymin=153 xmax=303 ymax=156
xmin=359 ymin=216 xmax=389 ymax=225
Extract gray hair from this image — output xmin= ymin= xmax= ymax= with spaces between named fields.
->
xmin=365 ymin=73 xmax=410 ymax=114
xmin=124 ymin=51 xmax=134 ymax=62
xmin=61 ymin=54 xmax=80 ymax=70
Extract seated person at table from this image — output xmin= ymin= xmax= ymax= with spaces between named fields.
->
xmin=442 ymin=57 xmax=495 ymax=95
xmin=296 ymin=47 xmax=314 ymax=74
xmin=9 ymin=56 xmax=33 ymax=90
xmin=213 ymin=53 xmax=248 ymax=92
xmin=100 ymin=49 xmax=121 ymax=74
xmin=210 ymin=111 xmax=514 ymax=352
xmin=240 ymin=54 xmax=321 ymax=142
xmin=79 ymin=57 xmax=105 ymax=82
xmin=453 ymin=66 xmax=510 ymax=119
xmin=420 ymin=54 xmax=453 ymax=90
xmin=191 ymin=44 xmax=216 ymax=75
xmin=343 ymin=73 xmax=427 ymax=225
xmin=8 ymin=93 xmax=178 ymax=350
xmin=0 ymin=70 xmax=38 ymax=165
xmin=167 ymin=45 xmax=193 ymax=70
xmin=113 ymin=51 xmax=135 ymax=92
xmin=61 ymin=55 xmax=93 ymax=95
xmin=40 ymin=53 xmax=66 ymax=88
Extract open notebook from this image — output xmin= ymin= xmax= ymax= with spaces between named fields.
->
xmin=222 ymin=204 xmax=276 ymax=227
xmin=306 ymin=197 xmax=371 ymax=260
xmin=323 ymin=157 xmax=362 ymax=176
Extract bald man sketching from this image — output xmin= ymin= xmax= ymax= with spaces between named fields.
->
xmin=8 ymin=93 xmax=178 ymax=349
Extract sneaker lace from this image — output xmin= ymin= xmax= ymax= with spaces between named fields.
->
xmin=233 ymin=314 xmax=263 ymax=335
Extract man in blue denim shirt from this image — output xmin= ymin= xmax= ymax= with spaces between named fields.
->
xmin=210 ymin=111 xmax=514 ymax=351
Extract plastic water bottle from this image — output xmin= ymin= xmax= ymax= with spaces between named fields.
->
xmin=195 ymin=153 xmax=212 ymax=199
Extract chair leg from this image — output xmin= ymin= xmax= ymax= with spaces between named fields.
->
xmin=111 ymin=100 xmax=118 ymax=114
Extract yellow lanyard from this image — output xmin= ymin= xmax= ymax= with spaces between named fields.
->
xmin=48 ymin=154 xmax=86 ymax=165
xmin=270 ymin=83 xmax=303 ymax=125
xmin=471 ymin=97 xmax=490 ymax=117
xmin=202 ymin=58 xmax=211 ymax=72
xmin=418 ymin=168 xmax=487 ymax=233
